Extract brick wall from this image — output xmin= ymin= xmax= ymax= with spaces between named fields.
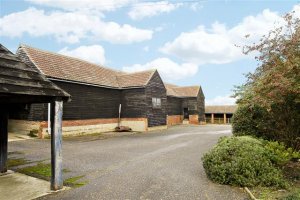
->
xmin=189 ymin=115 xmax=199 ymax=125
xmin=167 ymin=115 xmax=183 ymax=126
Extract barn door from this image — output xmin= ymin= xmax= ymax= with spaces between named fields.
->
xmin=183 ymin=108 xmax=189 ymax=119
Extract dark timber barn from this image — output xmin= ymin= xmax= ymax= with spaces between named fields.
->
xmin=165 ymin=84 xmax=205 ymax=125
xmin=0 ymin=44 xmax=70 ymax=190
xmin=13 ymin=44 xmax=168 ymax=137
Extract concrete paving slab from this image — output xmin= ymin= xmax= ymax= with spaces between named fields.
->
xmin=8 ymin=133 xmax=34 ymax=142
xmin=0 ymin=171 xmax=51 ymax=200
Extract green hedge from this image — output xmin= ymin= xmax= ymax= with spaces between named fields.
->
xmin=232 ymin=104 xmax=272 ymax=138
xmin=232 ymin=103 xmax=300 ymax=150
xmin=202 ymin=136 xmax=291 ymax=188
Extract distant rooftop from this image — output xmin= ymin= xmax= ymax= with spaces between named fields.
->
xmin=205 ymin=105 xmax=237 ymax=114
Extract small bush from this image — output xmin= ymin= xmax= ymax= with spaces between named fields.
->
xmin=202 ymin=136 xmax=287 ymax=188
xmin=264 ymin=141 xmax=300 ymax=166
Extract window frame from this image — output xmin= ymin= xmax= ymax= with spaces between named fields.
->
xmin=152 ymin=97 xmax=162 ymax=109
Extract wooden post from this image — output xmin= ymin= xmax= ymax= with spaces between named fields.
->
xmin=50 ymin=100 xmax=63 ymax=190
xmin=211 ymin=113 xmax=214 ymax=124
xmin=224 ymin=113 xmax=227 ymax=124
xmin=0 ymin=110 xmax=8 ymax=173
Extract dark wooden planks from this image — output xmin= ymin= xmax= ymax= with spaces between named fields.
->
xmin=121 ymin=88 xmax=147 ymax=118
xmin=167 ymin=97 xmax=182 ymax=115
xmin=0 ymin=108 xmax=8 ymax=173
xmin=145 ymin=71 xmax=167 ymax=127
xmin=0 ymin=44 xmax=70 ymax=100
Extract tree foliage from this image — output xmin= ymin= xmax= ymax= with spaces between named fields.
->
xmin=233 ymin=12 xmax=300 ymax=150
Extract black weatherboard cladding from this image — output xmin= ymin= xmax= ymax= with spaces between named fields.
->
xmin=167 ymin=97 xmax=182 ymax=115
xmin=53 ymin=81 xmax=121 ymax=120
xmin=145 ymin=71 xmax=167 ymax=127
xmin=121 ymin=88 xmax=147 ymax=118
xmin=23 ymin=81 xmax=121 ymax=121
xmin=18 ymin=73 xmax=169 ymax=125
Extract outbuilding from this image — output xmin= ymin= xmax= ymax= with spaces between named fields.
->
xmin=14 ymin=44 xmax=167 ymax=136
xmin=0 ymin=44 xmax=70 ymax=190
xmin=205 ymin=105 xmax=237 ymax=124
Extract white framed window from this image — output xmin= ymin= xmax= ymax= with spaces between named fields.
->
xmin=152 ymin=97 xmax=161 ymax=108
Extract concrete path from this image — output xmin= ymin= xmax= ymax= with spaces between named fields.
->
xmin=8 ymin=125 xmax=248 ymax=200
xmin=8 ymin=132 xmax=33 ymax=142
xmin=0 ymin=171 xmax=51 ymax=200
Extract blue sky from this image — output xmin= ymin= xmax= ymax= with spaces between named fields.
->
xmin=1 ymin=0 xmax=299 ymax=104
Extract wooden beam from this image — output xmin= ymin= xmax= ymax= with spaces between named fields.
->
xmin=224 ymin=113 xmax=227 ymax=124
xmin=50 ymin=100 xmax=63 ymax=190
xmin=211 ymin=113 xmax=214 ymax=124
xmin=0 ymin=110 xmax=8 ymax=173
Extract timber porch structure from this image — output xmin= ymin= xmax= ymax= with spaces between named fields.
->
xmin=0 ymin=44 xmax=70 ymax=190
xmin=205 ymin=105 xmax=237 ymax=124
xmin=9 ymin=44 xmax=205 ymax=137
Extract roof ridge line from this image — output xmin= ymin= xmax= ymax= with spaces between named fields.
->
xmin=19 ymin=44 xmax=46 ymax=76
xmin=116 ymin=69 xmax=156 ymax=77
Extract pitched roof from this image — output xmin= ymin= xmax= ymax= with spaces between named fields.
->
xmin=117 ymin=70 xmax=156 ymax=88
xmin=18 ymin=45 xmax=155 ymax=89
xmin=205 ymin=105 xmax=237 ymax=114
xmin=0 ymin=44 xmax=70 ymax=103
xmin=165 ymin=83 xmax=201 ymax=97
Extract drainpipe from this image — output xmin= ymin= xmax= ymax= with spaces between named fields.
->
xmin=48 ymin=103 xmax=51 ymax=135
xmin=118 ymin=104 xmax=122 ymax=127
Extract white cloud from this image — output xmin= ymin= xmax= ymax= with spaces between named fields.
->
xmin=59 ymin=45 xmax=106 ymax=65
xmin=206 ymin=95 xmax=236 ymax=105
xmin=143 ymin=46 xmax=149 ymax=52
xmin=26 ymin=0 xmax=134 ymax=13
xmin=0 ymin=7 xmax=153 ymax=44
xmin=128 ymin=1 xmax=181 ymax=20
xmin=190 ymin=2 xmax=203 ymax=11
xmin=160 ymin=7 xmax=300 ymax=65
xmin=122 ymin=57 xmax=198 ymax=81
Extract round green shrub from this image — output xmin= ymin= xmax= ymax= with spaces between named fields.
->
xmin=202 ymin=136 xmax=287 ymax=188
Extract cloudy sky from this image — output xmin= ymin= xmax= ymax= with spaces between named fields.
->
xmin=1 ymin=0 xmax=299 ymax=105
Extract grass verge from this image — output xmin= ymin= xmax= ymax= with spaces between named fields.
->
xmin=7 ymin=158 xmax=29 ymax=167
xmin=64 ymin=175 xmax=88 ymax=188
xmin=17 ymin=162 xmax=87 ymax=188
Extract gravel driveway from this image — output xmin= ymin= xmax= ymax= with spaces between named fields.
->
xmin=8 ymin=125 xmax=247 ymax=200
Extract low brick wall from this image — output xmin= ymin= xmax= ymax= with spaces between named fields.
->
xmin=120 ymin=118 xmax=148 ymax=132
xmin=8 ymin=120 xmax=41 ymax=135
xmin=148 ymin=125 xmax=168 ymax=131
xmin=9 ymin=117 xmax=170 ymax=138
xmin=189 ymin=115 xmax=199 ymax=125
xmin=39 ymin=118 xmax=148 ymax=138
xmin=167 ymin=115 xmax=183 ymax=126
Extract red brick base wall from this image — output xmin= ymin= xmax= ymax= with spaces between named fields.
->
xmin=189 ymin=115 xmax=199 ymax=125
xmin=167 ymin=115 xmax=183 ymax=126
xmin=38 ymin=118 xmax=148 ymax=138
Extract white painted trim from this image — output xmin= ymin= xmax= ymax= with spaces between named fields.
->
xmin=48 ymin=103 xmax=51 ymax=135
